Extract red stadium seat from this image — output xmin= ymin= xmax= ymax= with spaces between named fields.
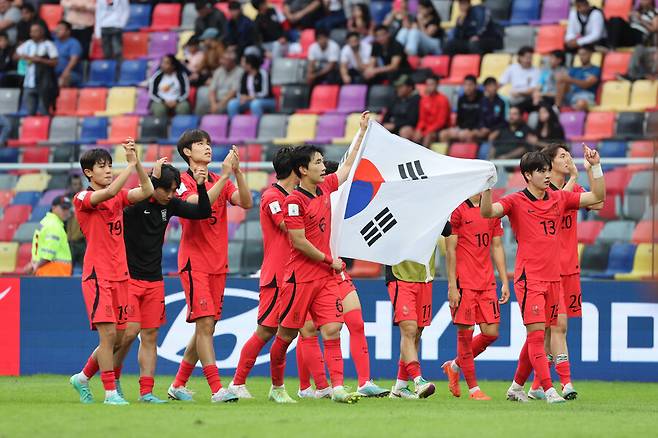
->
xmin=577 ymin=220 xmax=605 ymax=244
xmin=7 ymin=117 xmax=50 ymax=147
xmin=448 ymin=142 xmax=478 ymax=159
xmin=628 ymin=141 xmax=653 ymax=170
xmin=631 ymin=220 xmax=657 ymax=244
xmin=0 ymin=221 xmax=18 ymax=241
xmin=4 ymin=205 xmax=32 ymax=224
xmin=604 ymin=0 xmax=633 ymax=20
xmin=407 ymin=55 xmax=420 ymax=70
xmin=507 ymin=171 xmax=526 ymax=189
xmin=99 ymin=116 xmax=139 ymax=144
xmin=14 ymin=243 xmax=32 ymax=274
xmin=123 ymin=32 xmax=149 ymax=60
xmin=601 ymin=52 xmax=632 ymax=81
xmin=144 ymin=3 xmax=182 ymax=31
xmin=572 ymin=112 xmax=615 ymax=142
xmin=89 ymin=38 xmax=104 ymax=60
xmin=77 ymin=88 xmax=108 ymax=116
xmin=238 ymin=144 xmax=263 ymax=163
xmin=215 ymin=2 xmax=231 ymax=17
xmin=420 ymin=55 xmax=450 ymax=77
xmin=228 ymin=205 xmax=246 ymax=224
xmin=298 ymin=85 xmax=340 ymax=114
xmin=443 ymin=55 xmax=480 ymax=85
xmin=598 ymin=167 xmax=632 ymax=219
xmin=348 ymin=260 xmax=381 ymax=278
xmin=535 ymin=25 xmax=565 ymax=54
xmin=55 ymin=88 xmax=79 ymax=116
xmin=0 ymin=190 xmax=13 ymax=208
xmin=289 ymin=29 xmax=315 ymax=59
xmin=40 ymin=4 xmax=63 ymax=31
xmin=22 ymin=148 xmax=50 ymax=164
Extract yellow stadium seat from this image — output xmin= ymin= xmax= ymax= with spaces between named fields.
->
xmin=478 ymin=53 xmax=511 ymax=83
xmin=593 ymin=80 xmax=630 ymax=111
xmin=578 ymin=243 xmax=584 ymax=263
xmin=589 ymin=0 xmax=603 ymax=8
xmin=572 ymin=51 xmax=603 ymax=67
xmin=245 ymin=171 xmax=269 ymax=192
xmin=497 ymin=83 xmax=512 ymax=97
xmin=615 ymin=244 xmax=656 ymax=280
xmin=15 ymin=172 xmax=51 ymax=192
xmin=242 ymin=1 xmax=257 ymax=20
xmin=0 ymin=242 xmax=18 ymax=273
xmin=430 ymin=142 xmax=448 ymax=155
xmin=444 ymin=0 xmax=482 ymax=28
xmin=332 ymin=112 xmax=377 ymax=144
xmin=177 ymin=30 xmax=194 ymax=59
xmin=113 ymin=143 xmax=144 ymax=164
xmin=273 ymin=114 xmax=318 ymax=145
xmin=628 ymin=80 xmax=658 ymax=111
xmin=97 ymin=87 xmax=137 ymax=116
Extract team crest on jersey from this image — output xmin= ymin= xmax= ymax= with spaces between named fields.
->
xmin=402 ymin=305 xmax=409 ymax=316
xmin=532 ymin=304 xmax=540 ymax=315
xmin=199 ymin=298 xmax=208 ymax=311
xmin=269 ymin=201 xmax=281 ymax=214
xmin=288 ymin=204 xmax=300 ymax=216
xmin=161 ymin=209 xmax=167 ymax=222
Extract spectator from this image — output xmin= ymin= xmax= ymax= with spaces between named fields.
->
xmin=94 ymin=0 xmax=129 ymax=60
xmin=0 ymin=0 xmax=20 ymax=45
xmin=54 ymin=21 xmax=83 ymax=87
xmin=626 ymin=45 xmax=658 ymax=80
xmin=0 ymin=30 xmax=16 ymax=81
xmin=444 ymin=0 xmax=502 ymax=55
xmin=199 ymin=28 xmax=224 ymax=78
xmin=148 ymin=54 xmax=191 ymax=118
xmin=499 ymin=46 xmax=540 ymax=113
xmin=412 ymin=74 xmax=450 ymax=147
xmin=284 ymin=0 xmax=323 ymax=30
xmin=555 ymin=45 xmax=600 ymax=111
xmin=565 ymin=0 xmax=607 ymax=51
xmin=395 ymin=0 xmax=443 ymax=56
xmin=66 ymin=174 xmax=86 ymax=271
xmin=534 ymin=49 xmax=567 ymax=106
xmin=306 ymin=27 xmax=340 ymax=85
xmin=16 ymin=3 xmax=48 ymax=45
xmin=490 ymin=106 xmax=534 ymax=159
xmin=61 ymin=0 xmax=95 ymax=60
xmin=383 ymin=0 xmax=410 ymax=37
xmin=15 ymin=22 xmax=58 ymax=115
xmin=227 ymin=53 xmax=275 ymax=118
xmin=224 ymin=1 xmax=256 ymax=56
xmin=478 ymin=76 xmax=507 ymax=142
xmin=346 ymin=3 xmax=374 ymax=42
xmin=183 ymin=36 xmax=206 ymax=86
xmin=194 ymin=0 xmax=227 ymax=40
xmin=381 ymin=74 xmax=420 ymax=140
xmin=608 ymin=0 xmax=658 ymax=49
xmin=530 ymin=103 xmax=565 ymax=148
xmin=28 ymin=195 xmax=73 ymax=277
xmin=209 ymin=50 xmax=243 ymax=114
xmin=316 ymin=0 xmax=347 ymax=33
xmin=364 ymin=24 xmax=410 ymax=83
xmin=439 ymin=74 xmax=482 ymax=143
xmin=251 ymin=0 xmax=285 ymax=54
xmin=339 ymin=31 xmax=371 ymax=84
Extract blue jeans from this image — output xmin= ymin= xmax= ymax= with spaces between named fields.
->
xmin=227 ymin=97 xmax=276 ymax=118
xmin=396 ymin=28 xmax=442 ymax=56
xmin=21 ymin=87 xmax=48 ymax=115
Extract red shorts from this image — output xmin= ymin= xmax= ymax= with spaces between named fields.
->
xmin=387 ymin=280 xmax=433 ymax=327
xmin=127 ymin=279 xmax=165 ymax=329
xmin=257 ymin=285 xmax=280 ymax=328
xmin=179 ymin=270 xmax=226 ymax=322
xmin=560 ymin=273 xmax=582 ymax=318
xmin=279 ymin=275 xmax=343 ymax=329
xmin=514 ymin=277 xmax=560 ymax=326
xmin=82 ymin=276 xmax=129 ymax=330
xmin=337 ymin=277 xmax=356 ymax=300
xmin=451 ymin=288 xmax=500 ymax=326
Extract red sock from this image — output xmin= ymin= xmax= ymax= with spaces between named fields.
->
xmin=397 ymin=360 xmax=408 ymax=381
xmin=300 ymin=336 xmax=329 ymax=390
xmin=296 ymin=341 xmax=311 ymax=390
xmin=100 ymin=370 xmax=116 ymax=391
xmin=527 ymin=330 xmax=552 ymax=392
xmin=531 ymin=358 xmax=553 ymax=390
xmin=113 ymin=366 xmax=122 ymax=380
xmin=457 ymin=329 xmax=477 ymax=389
xmin=172 ymin=360 xmax=195 ymax=388
xmin=270 ymin=336 xmax=292 ymax=387
xmin=139 ymin=376 xmax=155 ymax=396
xmin=82 ymin=356 xmax=99 ymax=379
xmin=323 ymin=339 xmax=344 ymax=388
xmin=555 ymin=359 xmax=571 ymax=386
xmin=233 ymin=333 xmax=267 ymax=385
xmin=344 ymin=309 xmax=370 ymax=386
xmin=471 ymin=333 xmax=498 ymax=358
xmin=513 ymin=340 xmax=533 ymax=386
xmin=202 ymin=364 xmax=222 ymax=393
xmin=405 ymin=361 xmax=421 ymax=380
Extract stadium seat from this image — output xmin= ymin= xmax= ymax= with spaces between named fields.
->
xmin=241 ymin=239 xmax=264 ymax=273
xmin=79 ymin=117 xmax=109 ymax=144
xmin=7 ymin=116 xmax=50 ymax=147
xmin=298 ymin=85 xmax=340 ymax=114
xmin=194 ymin=86 xmax=210 ymax=116
xmin=560 ymin=111 xmax=586 ymax=139
xmin=333 ymin=112 xmax=376 ymax=144
xmin=535 ymin=0 xmax=569 ymax=24
xmin=11 ymin=192 xmax=39 ymax=209
xmin=38 ymin=189 xmax=65 ymax=206
xmin=256 ymin=114 xmax=288 ymax=143
xmin=348 ymin=260 xmax=382 ymax=278
xmin=245 ymin=171 xmax=269 ymax=192
xmin=629 ymin=140 xmax=653 ymax=160
xmin=604 ymin=0 xmax=633 ymax=19
xmin=485 ymin=0 xmax=512 ymax=21
xmin=13 ymin=222 xmax=38 ymax=243
xmin=573 ymin=112 xmax=615 ymax=141
xmin=478 ymin=53 xmax=511 ymax=82
xmin=0 ymin=88 xmax=20 ymax=114
xmin=443 ymin=55 xmax=480 ymax=85
xmin=13 ymin=242 xmax=31 ymax=273
xmin=599 ymin=140 xmax=627 ymax=158
xmin=271 ymin=58 xmax=306 ymax=86
xmin=597 ymin=220 xmax=636 ymax=244
xmin=615 ymin=112 xmax=645 ymax=139
xmin=54 ymin=88 xmax=78 ymax=116
xmin=601 ymin=52 xmax=632 ymax=81
xmin=15 ymin=173 xmax=50 ymax=192
xmin=631 ymin=220 xmax=657 ymax=244
xmin=238 ymin=144 xmax=262 ymax=163
xmin=322 ymin=145 xmax=348 ymax=162
xmin=503 ymin=26 xmax=535 ymax=53
xmin=125 ymin=4 xmax=152 ymax=31
xmin=370 ymin=0 xmax=392 ymax=24
xmin=535 ymin=25 xmax=565 ymax=54
xmin=0 ymin=190 xmax=13 ymax=207
xmin=289 ymin=29 xmax=315 ymax=59
xmin=506 ymin=0 xmax=540 ymax=24
xmin=313 ymin=114 xmax=346 ymax=143
xmin=148 ymin=32 xmax=178 ymax=60
xmin=0 ymin=174 xmax=17 ymax=189
xmin=76 ymin=88 xmax=108 ymax=116
xmin=228 ymin=242 xmax=243 ymax=273
xmin=628 ymin=80 xmax=658 ymax=111
xmin=279 ymin=85 xmax=310 ymax=113
xmin=30 ymin=204 xmax=50 ymax=221
xmin=333 ymin=84 xmax=367 ymax=114
xmin=86 ymin=60 xmax=117 ymax=87
xmin=572 ymin=51 xmax=603 ymax=68
xmin=117 ymin=60 xmax=147 ymax=87
xmin=449 ymin=143 xmax=478 ymax=159
xmin=177 ymin=31 xmax=194 ymax=59
xmin=273 ymin=114 xmax=318 ymax=144
xmin=139 ymin=116 xmax=168 ymax=142
xmin=329 ymin=28 xmax=348 ymax=46
xmin=624 ymin=171 xmax=654 ymax=220
xmin=122 ymin=33 xmax=149 ymax=60
xmin=420 ymin=55 xmax=450 ymax=77
xmin=144 ymin=3 xmax=181 ymax=31
xmin=227 ymin=205 xmax=247 ymax=224
xmin=180 ymin=3 xmax=198 ymax=30
xmin=162 ymin=115 xmax=199 ymax=144
xmin=42 ymin=116 xmax=78 ymax=145
xmin=367 ymin=85 xmax=395 ymax=112
xmin=580 ymin=242 xmax=611 ymax=276
xmin=646 ymin=111 xmax=658 ymax=137
xmin=4 ymin=204 xmax=31 ymax=223
xmin=89 ymin=37 xmax=103 ymax=60
xmin=100 ymin=116 xmax=139 ymax=144
xmin=40 ymin=4 xmax=62 ymax=31
xmin=199 ymin=114 xmax=229 ymax=144
xmin=595 ymin=81 xmax=630 ymax=111
xmin=227 ymin=115 xmax=258 ymax=144
xmin=0 ymin=148 xmax=19 ymax=163
xmin=577 ymin=220 xmax=605 ymax=244
xmin=615 ymin=243 xmax=656 ymax=280
xmin=596 ymin=167 xmax=631 ymax=220
xmin=0 ymin=242 xmax=18 ymax=273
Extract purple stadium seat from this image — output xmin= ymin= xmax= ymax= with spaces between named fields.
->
xmin=132 ymin=88 xmax=150 ymax=116
xmin=570 ymin=142 xmax=586 ymax=157
xmin=148 ymin=32 xmax=178 ymax=60
xmin=534 ymin=0 xmax=570 ymax=24
xmin=332 ymin=85 xmax=367 ymax=114
xmin=228 ymin=115 xmax=258 ymax=144
xmin=313 ymin=114 xmax=346 ymax=143
xmin=560 ymin=111 xmax=586 ymax=140
xmin=38 ymin=189 xmax=66 ymax=206
xmin=200 ymin=115 xmax=229 ymax=143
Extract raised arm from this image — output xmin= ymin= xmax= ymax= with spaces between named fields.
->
xmin=127 ymin=139 xmax=154 ymax=204
xmin=480 ymin=189 xmax=505 ymax=218
xmin=578 ymin=145 xmax=605 ymax=208
xmin=185 ymin=149 xmax=235 ymax=205
xmin=490 ymin=235 xmax=510 ymax=304
xmin=336 ymin=111 xmax=370 ymax=184
xmin=89 ymin=140 xmax=137 ymax=206
xmin=229 ymin=146 xmax=254 ymax=209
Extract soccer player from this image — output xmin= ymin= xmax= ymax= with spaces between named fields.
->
xmin=229 ymin=147 xmax=298 ymax=398
xmin=112 ymin=157 xmax=225 ymax=403
xmin=69 ymin=139 xmax=154 ymax=405
xmin=387 ymin=224 xmax=452 ymax=399
xmin=442 ymin=193 xmax=510 ymax=400
xmin=167 ymin=131 xmax=252 ymax=404
xmin=267 ymin=112 xmax=370 ymax=404
xmin=480 ymin=147 xmax=605 ymax=404
xmin=527 ymin=144 xmax=602 ymax=401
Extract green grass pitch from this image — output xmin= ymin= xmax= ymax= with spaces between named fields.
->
xmin=1 ymin=375 xmax=657 ymax=437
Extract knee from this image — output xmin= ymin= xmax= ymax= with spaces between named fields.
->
xmin=249 ymin=100 xmax=263 ymax=112
xmin=399 ymin=324 xmax=417 ymax=340
xmin=256 ymin=325 xmax=276 ymax=341
xmin=320 ymin=323 xmax=342 ymax=340
xmin=140 ymin=328 xmax=158 ymax=344
xmin=277 ymin=327 xmax=298 ymax=343
xmin=195 ymin=318 xmax=215 ymax=336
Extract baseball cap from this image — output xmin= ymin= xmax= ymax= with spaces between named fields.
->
xmin=199 ymin=28 xmax=220 ymax=41
xmin=52 ymin=195 xmax=72 ymax=209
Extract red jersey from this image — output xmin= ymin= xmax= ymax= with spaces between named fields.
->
xmin=74 ymin=189 xmax=131 ymax=280
xmin=259 ymin=183 xmax=290 ymax=287
xmin=499 ymin=188 xmax=580 ymax=282
xmin=549 ymin=182 xmax=585 ymax=276
xmin=450 ymin=199 xmax=503 ymax=290
xmin=177 ymin=170 xmax=237 ymax=274
xmin=283 ymin=173 xmax=339 ymax=283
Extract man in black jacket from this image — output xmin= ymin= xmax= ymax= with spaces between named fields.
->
xmin=382 ymin=75 xmax=420 ymax=140
xmin=439 ymin=74 xmax=482 ymax=143
xmin=194 ymin=0 xmax=227 ymax=40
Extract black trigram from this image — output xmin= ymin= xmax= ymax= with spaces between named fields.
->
xmin=398 ymin=160 xmax=428 ymax=180
xmin=360 ymin=207 xmax=398 ymax=247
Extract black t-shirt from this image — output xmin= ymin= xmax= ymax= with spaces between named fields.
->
xmin=255 ymin=7 xmax=284 ymax=43
xmin=371 ymin=38 xmax=410 ymax=71
xmin=494 ymin=123 xmax=532 ymax=157
xmin=456 ymin=89 xmax=483 ymax=130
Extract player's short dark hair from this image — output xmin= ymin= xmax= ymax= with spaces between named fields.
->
xmin=79 ymin=148 xmax=112 ymax=181
xmin=346 ymin=31 xmax=360 ymax=40
xmin=579 ymin=44 xmax=595 ymax=53
xmin=315 ymin=27 xmax=329 ymax=39
xmin=244 ymin=53 xmax=261 ymax=70
xmin=291 ymin=145 xmax=324 ymax=178
xmin=464 ymin=74 xmax=477 ymax=84
xmin=272 ymin=147 xmax=295 ymax=180
xmin=541 ymin=143 xmax=570 ymax=162
xmin=153 ymin=163 xmax=181 ymax=190
xmin=518 ymin=46 xmax=533 ymax=57
xmin=374 ymin=24 xmax=388 ymax=33
xmin=520 ymin=151 xmax=552 ymax=182
xmin=58 ymin=20 xmax=72 ymax=31
xmin=20 ymin=3 xmax=35 ymax=13
xmin=177 ymin=129 xmax=211 ymax=164
xmin=483 ymin=76 xmax=497 ymax=86
xmin=324 ymin=160 xmax=339 ymax=175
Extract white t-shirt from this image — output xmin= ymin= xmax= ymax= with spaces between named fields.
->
xmin=500 ymin=63 xmax=540 ymax=93
xmin=16 ymin=40 xmax=59 ymax=89
xmin=308 ymin=40 xmax=341 ymax=68
xmin=156 ymin=73 xmax=183 ymax=102
xmin=340 ymin=41 xmax=372 ymax=70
